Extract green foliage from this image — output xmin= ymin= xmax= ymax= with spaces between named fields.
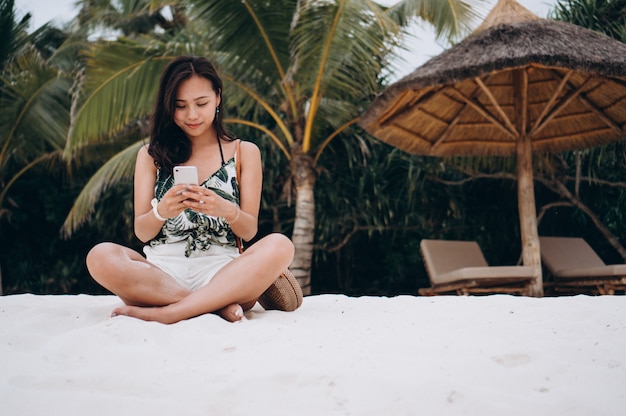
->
xmin=385 ymin=0 xmax=478 ymax=40
xmin=551 ymin=0 xmax=626 ymax=42
xmin=538 ymin=0 xmax=626 ymax=263
xmin=0 ymin=161 xmax=138 ymax=294
xmin=537 ymin=143 xmax=626 ymax=259
xmin=0 ymin=0 xmax=31 ymax=70
xmin=62 ymin=139 xmax=145 ymax=237
xmin=65 ymin=42 xmax=172 ymax=156
xmin=312 ymin=134 xmax=526 ymax=294
xmin=9 ymin=0 xmax=568 ymax=296
xmin=77 ymin=0 xmax=186 ymax=37
xmin=0 ymin=0 xmax=73 ymax=219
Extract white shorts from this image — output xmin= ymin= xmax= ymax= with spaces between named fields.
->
xmin=143 ymin=241 xmax=240 ymax=291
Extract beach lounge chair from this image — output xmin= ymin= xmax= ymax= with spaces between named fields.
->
xmin=419 ymin=239 xmax=535 ymax=296
xmin=539 ymin=236 xmax=626 ymax=295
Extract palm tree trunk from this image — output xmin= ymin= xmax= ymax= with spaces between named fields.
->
xmin=290 ymin=152 xmax=316 ymax=295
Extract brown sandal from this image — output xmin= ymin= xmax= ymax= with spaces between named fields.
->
xmin=258 ymin=269 xmax=303 ymax=312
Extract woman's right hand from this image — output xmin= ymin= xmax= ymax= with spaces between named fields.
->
xmin=134 ymin=146 xmax=196 ymax=242
xmin=155 ymin=185 xmax=195 ymax=219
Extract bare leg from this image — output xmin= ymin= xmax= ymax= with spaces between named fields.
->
xmin=86 ymin=242 xmax=191 ymax=306
xmin=112 ymin=233 xmax=295 ymax=324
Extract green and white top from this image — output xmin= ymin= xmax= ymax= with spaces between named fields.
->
xmin=149 ymin=155 xmax=240 ymax=257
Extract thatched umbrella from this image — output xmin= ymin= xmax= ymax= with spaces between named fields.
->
xmin=359 ymin=0 xmax=626 ymax=296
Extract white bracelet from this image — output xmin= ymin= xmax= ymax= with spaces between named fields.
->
xmin=151 ymin=198 xmax=167 ymax=221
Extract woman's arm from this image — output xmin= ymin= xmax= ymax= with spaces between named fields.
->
xmin=133 ymin=145 xmax=189 ymax=242
xmin=133 ymin=145 xmax=164 ymax=242
xmin=181 ymin=140 xmax=262 ymax=242
xmin=231 ymin=140 xmax=262 ymax=242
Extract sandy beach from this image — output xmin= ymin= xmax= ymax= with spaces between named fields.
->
xmin=1 ymin=293 xmax=625 ymax=415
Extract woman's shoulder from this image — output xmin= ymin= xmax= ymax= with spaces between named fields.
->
xmin=238 ymin=139 xmax=261 ymax=160
xmin=137 ymin=143 xmax=151 ymax=157
xmin=136 ymin=143 xmax=157 ymax=171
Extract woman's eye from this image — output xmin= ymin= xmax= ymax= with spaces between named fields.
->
xmin=197 ymin=102 xmax=208 ymax=107
xmin=175 ymin=105 xmax=185 ymax=109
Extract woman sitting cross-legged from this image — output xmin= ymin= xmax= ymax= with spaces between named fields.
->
xmin=86 ymin=55 xmax=295 ymax=324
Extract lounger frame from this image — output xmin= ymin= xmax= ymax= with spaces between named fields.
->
xmin=419 ymin=239 xmax=535 ymax=296
xmin=539 ymin=237 xmax=626 ymax=295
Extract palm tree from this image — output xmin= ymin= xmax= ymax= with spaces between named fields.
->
xmin=0 ymin=0 xmax=77 ymax=216
xmin=0 ymin=0 xmax=75 ymax=294
xmin=63 ymin=0 xmax=479 ymax=294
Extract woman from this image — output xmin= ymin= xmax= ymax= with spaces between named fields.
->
xmin=86 ymin=56 xmax=295 ymax=323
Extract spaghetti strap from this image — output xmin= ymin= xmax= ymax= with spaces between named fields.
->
xmin=217 ymin=137 xmax=226 ymax=166
xmin=235 ymin=139 xmax=241 ymax=180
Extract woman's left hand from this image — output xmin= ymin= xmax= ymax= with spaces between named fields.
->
xmin=182 ymin=185 xmax=233 ymax=218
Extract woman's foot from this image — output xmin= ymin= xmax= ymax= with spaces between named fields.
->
xmin=111 ymin=302 xmax=246 ymax=324
xmin=218 ymin=303 xmax=246 ymax=322
xmin=111 ymin=305 xmax=178 ymax=324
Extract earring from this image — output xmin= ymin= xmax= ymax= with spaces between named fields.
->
xmin=216 ymin=107 xmax=220 ymax=114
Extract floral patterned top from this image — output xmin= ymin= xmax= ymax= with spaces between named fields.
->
xmin=149 ymin=156 xmax=240 ymax=257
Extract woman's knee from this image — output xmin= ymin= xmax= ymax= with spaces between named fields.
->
xmin=264 ymin=233 xmax=295 ymax=261
xmin=86 ymin=242 xmax=120 ymax=275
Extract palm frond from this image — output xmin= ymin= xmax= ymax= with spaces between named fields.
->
xmin=61 ymin=139 xmax=144 ymax=237
xmin=192 ymin=0 xmax=295 ymax=94
xmin=0 ymin=48 xmax=71 ymax=168
xmin=0 ymin=151 xmax=62 ymax=210
xmin=551 ymin=0 xmax=626 ymax=42
xmin=293 ymin=0 xmax=398 ymax=150
xmin=386 ymin=0 xmax=479 ymax=41
xmin=0 ymin=0 xmax=33 ymax=70
xmin=221 ymin=74 xmax=294 ymax=146
xmin=184 ymin=1 xmax=300 ymax=130
xmin=65 ymin=40 xmax=175 ymax=158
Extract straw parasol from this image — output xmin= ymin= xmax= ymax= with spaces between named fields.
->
xmin=359 ymin=0 xmax=626 ymax=296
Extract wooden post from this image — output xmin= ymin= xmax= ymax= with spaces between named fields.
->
xmin=514 ymin=68 xmax=543 ymax=297
xmin=516 ymin=134 xmax=543 ymax=296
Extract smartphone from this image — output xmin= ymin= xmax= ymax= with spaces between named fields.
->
xmin=173 ymin=166 xmax=199 ymax=185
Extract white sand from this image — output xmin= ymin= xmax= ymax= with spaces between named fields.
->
xmin=1 ymin=293 xmax=625 ymax=415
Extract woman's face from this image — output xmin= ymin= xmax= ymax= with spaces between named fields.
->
xmin=173 ymin=75 xmax=221 ymax=139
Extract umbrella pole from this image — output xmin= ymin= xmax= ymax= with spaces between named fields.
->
xmin=516 ymin=135 xmax=543 ymax=296
xmin=514 ymin=68 xmax=543 ymax=297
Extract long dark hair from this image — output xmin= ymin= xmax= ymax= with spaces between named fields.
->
xmin=148 ymin=56 xmax=234 ymax=173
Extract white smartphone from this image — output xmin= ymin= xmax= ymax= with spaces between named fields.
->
xmin=173 ymin=166 xmax=199 ymax=185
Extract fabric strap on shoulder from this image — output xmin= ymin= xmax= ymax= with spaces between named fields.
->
xmin=235 ymin=140 xmax=243 ymax=253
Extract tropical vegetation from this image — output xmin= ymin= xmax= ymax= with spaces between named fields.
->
xmin=1 ymin=0 xmax=625 ymax=298
xmin=58 ymin=0 xmax=479 ymax=295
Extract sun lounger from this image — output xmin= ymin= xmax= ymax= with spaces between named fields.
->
xmin=539 ymin=236 xmax=626 ymax=295
xmin=419 ymin=239 xmax=535 ymax=296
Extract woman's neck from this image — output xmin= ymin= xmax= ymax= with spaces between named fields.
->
xmin=189 ymin=131 xmax=219 ymax=150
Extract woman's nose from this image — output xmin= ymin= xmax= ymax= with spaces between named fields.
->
xmin=187 ymin=107 xmax=198 ymax=119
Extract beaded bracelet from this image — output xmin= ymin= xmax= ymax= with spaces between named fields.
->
xmin=226 ymin=202 xmax=241 ymax=225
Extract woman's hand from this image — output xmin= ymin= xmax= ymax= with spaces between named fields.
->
xmin=180 ymin=185 xmax=238 ymax=221
xmin=154 ymin=185 xmax=196 ymax=219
